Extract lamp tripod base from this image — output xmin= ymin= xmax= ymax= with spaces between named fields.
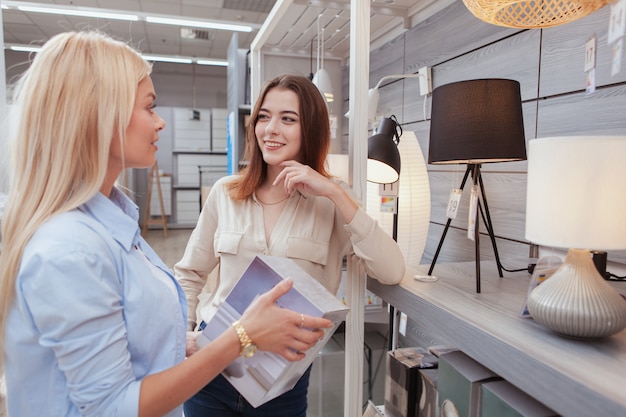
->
xmin=427 ymin=164 xmax=504 ymax=293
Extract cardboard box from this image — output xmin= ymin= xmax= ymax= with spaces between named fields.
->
xmin=481 ymin=380 xmax=558 ymax=417
xmin=437 ymin=351 xmax=501 ymax=417
xmin=384 ymin=347 xmax=439 ymax=417
xmin=196 ymin=255 xmax=349 ymax=407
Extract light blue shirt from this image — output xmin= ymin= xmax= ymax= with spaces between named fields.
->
xmin=4 ymin=188 xmax=188 ymax=417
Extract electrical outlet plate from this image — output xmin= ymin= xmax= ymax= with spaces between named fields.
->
xmin=418 ymin=66 xmax=432 ymax=96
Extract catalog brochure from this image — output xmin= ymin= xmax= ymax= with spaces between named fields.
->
xmin=196 ymin=255 xmax=349 ymax=407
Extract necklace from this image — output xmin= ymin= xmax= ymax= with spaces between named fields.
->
xmin=257 ymin=194 xmax=290 ymax=206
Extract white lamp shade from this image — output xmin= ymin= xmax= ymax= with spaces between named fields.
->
xmin=367 ymin=159 xmax=399 ymax=184
xmin=525 ymin=136 xmax=626 ymax=250
xmin=366 ymin=131 xmax=431 ymax=268
xmin=312 ymin=69 xmax=334 ymax=103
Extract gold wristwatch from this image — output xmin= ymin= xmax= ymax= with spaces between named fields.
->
xmin=232 ymin=320 xmax=257 ymax=358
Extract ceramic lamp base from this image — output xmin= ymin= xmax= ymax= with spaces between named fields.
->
xmin=527 ymin=248 xmax=626 ymax=338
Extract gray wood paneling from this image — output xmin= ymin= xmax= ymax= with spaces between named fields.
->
xmin=402 ymin=1 xmax=521 ymax=72
xmin=369 ymin=33 xmax=406 ymax=89
xmin=428 ymin=171 xmax=527 ymax=235
xmin=432 ymin=29 xmax=541 ymax=101
xmin=423 ymin=222 xmax=530 ymax=269
xmin=536 ymin=83 xmax=626 ymax=136
xmin=539 ymin=5 xmax=626 ymax=97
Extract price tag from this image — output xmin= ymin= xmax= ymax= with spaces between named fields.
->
xmin=398 ymin=312 xmax=408 ymax=337
xmin=446 ymin=188 xmax=462 ymax=219
xmin=584 ymin=34 xmax=597 ymax=73
xmin=467 ymin=185 xmax=479 ymax=241
xmin=608 ymin=0 xmax=626 ymax=45
xmin=612 ymin=39 xmax=623 ymax=76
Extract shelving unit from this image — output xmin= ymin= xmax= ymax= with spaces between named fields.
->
xmin=168 ymin=107 xmax=229 ymax=227
xmin=367 ymin=262 xmax=626 ymax=417
xmin=172 ymin=150 xmax=227 ymax=226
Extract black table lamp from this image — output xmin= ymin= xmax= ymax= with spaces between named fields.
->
xmin=367 ymin=116 xmax=402 ymax=184
xmin=428 ymin=78 xmax=526 ymax=292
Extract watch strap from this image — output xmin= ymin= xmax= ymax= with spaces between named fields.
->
xmin=232 ymin=320 xmax=254 ymax=356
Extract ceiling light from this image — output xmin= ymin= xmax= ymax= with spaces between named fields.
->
xmin=141 ymin=55 xmax=193 ymax=64
xmin=8 ymin=44 xmax=42 ymax=53
xmin=17 ymin=5 xmax=139 ymax=21
xmin=197 ymin=59 xmax=228 ymax=67
xmin=146 ymin=16 xmax=252 ymax=32
xmin=312 ymin=15 xmax=334 ymax=103
xmin=3 ymin=1 xmax=257 ymax=33
xmin=5 ymin=45 xmax=227 ymax=66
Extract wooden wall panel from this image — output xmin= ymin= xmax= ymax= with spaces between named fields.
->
xmin=432 ymin=29 xmax=541 ymax=101
xmin=428 ymin=172 xmax=526 ymax=231
xmin=422 ymin=223 xmax=530 ymax=270
xmin=536 ymin=84 xmax=626 ymax=136
xmin=402 ymin=1 xmax=520 ymax=72
xmin=539 ymin=6 xmax=626 ymax=97
xmin=374 ymin=80 xmax=405 ymax=121
xmin=369 ymin=33 xmax=407 ymax=90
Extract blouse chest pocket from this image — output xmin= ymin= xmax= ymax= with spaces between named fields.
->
xmin=215 ymin=231 xmax=244 ymax=256
xmin=286 ymin=236 xmax=329 ymax=266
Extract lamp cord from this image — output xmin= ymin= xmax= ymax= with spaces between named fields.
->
xmin=500 ymin=265 xmax=530 ymax=273
xmin=607 ymin=272 xmax=626 ymax=281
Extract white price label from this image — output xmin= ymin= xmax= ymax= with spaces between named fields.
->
xmin=584 ymin=35 xmax=597 ymax=73
xmin=446 ymin=188 xmax=462 ymax=219
xmin=398 ymin=312 xmax=408 ymax=337
xmin=608 ymin=0 xmax=626 ymax=45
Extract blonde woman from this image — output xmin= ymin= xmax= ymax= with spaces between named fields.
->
xmin=0 ymin=32 xmax=331 ymax=417
xmin=176 ymin=74 xmax=406 ymax=416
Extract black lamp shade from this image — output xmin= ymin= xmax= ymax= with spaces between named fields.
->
xmin=367 ymin=117 xmax=401 ymax=184
xmin=428 ymin=79 xmax=526 ymax=164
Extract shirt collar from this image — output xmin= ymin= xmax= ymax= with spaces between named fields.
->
xmin=79 ymin=187 xmax=140 ymax=251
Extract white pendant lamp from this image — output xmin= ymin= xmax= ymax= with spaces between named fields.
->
xmin=312 ymin=15 xmax=334 ymax=103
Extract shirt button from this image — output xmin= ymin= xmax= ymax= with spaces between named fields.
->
xmin=213 ymin=301 xmax=221 ymax=308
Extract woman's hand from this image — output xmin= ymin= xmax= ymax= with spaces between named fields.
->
xmin=239 ymin=279 xmax=333 ymax=361
xmin=186 ymin=331 xmax=201 ymax=357
xmin=275 ymin=160 xmax=358 ymax=224
xmin=274 ymin=160 xmax=339 ymax=198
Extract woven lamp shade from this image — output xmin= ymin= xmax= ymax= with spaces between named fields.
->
xmin=462 ymin=0 xmax=612 ymax=28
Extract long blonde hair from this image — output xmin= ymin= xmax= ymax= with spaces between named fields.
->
xmin=0 ymin=31 xmax=152 ymax=366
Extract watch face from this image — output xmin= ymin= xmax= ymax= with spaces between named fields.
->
xmin=242 ymin=344 xmax=257 ymax=358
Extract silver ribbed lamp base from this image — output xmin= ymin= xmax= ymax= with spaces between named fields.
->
xmin=527 ymin=248 xmax=626 ymax=338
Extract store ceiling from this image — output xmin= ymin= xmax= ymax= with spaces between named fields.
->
xmin=2 ymin=0 xmax=452 ymax=63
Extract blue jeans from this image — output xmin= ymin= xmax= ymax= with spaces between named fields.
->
xmin=184 ymin=367 xmax=311 ymax=417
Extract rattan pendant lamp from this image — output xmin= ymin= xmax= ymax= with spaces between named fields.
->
xmin=462 ymin=0 xmax=612 ymax=28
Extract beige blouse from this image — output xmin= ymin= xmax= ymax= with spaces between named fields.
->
xmin=174 ymin=175 xmax=405 ymax=331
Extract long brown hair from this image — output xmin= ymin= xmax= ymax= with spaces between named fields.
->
xmin=227 ymin=74 xmax=331 ymax=200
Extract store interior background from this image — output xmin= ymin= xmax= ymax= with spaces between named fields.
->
xmin=2 ymin=0 xmax=626 ymax=415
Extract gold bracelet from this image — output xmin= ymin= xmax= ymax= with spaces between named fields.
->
xmin=232 ymin=320 xmax=257 ymax=358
